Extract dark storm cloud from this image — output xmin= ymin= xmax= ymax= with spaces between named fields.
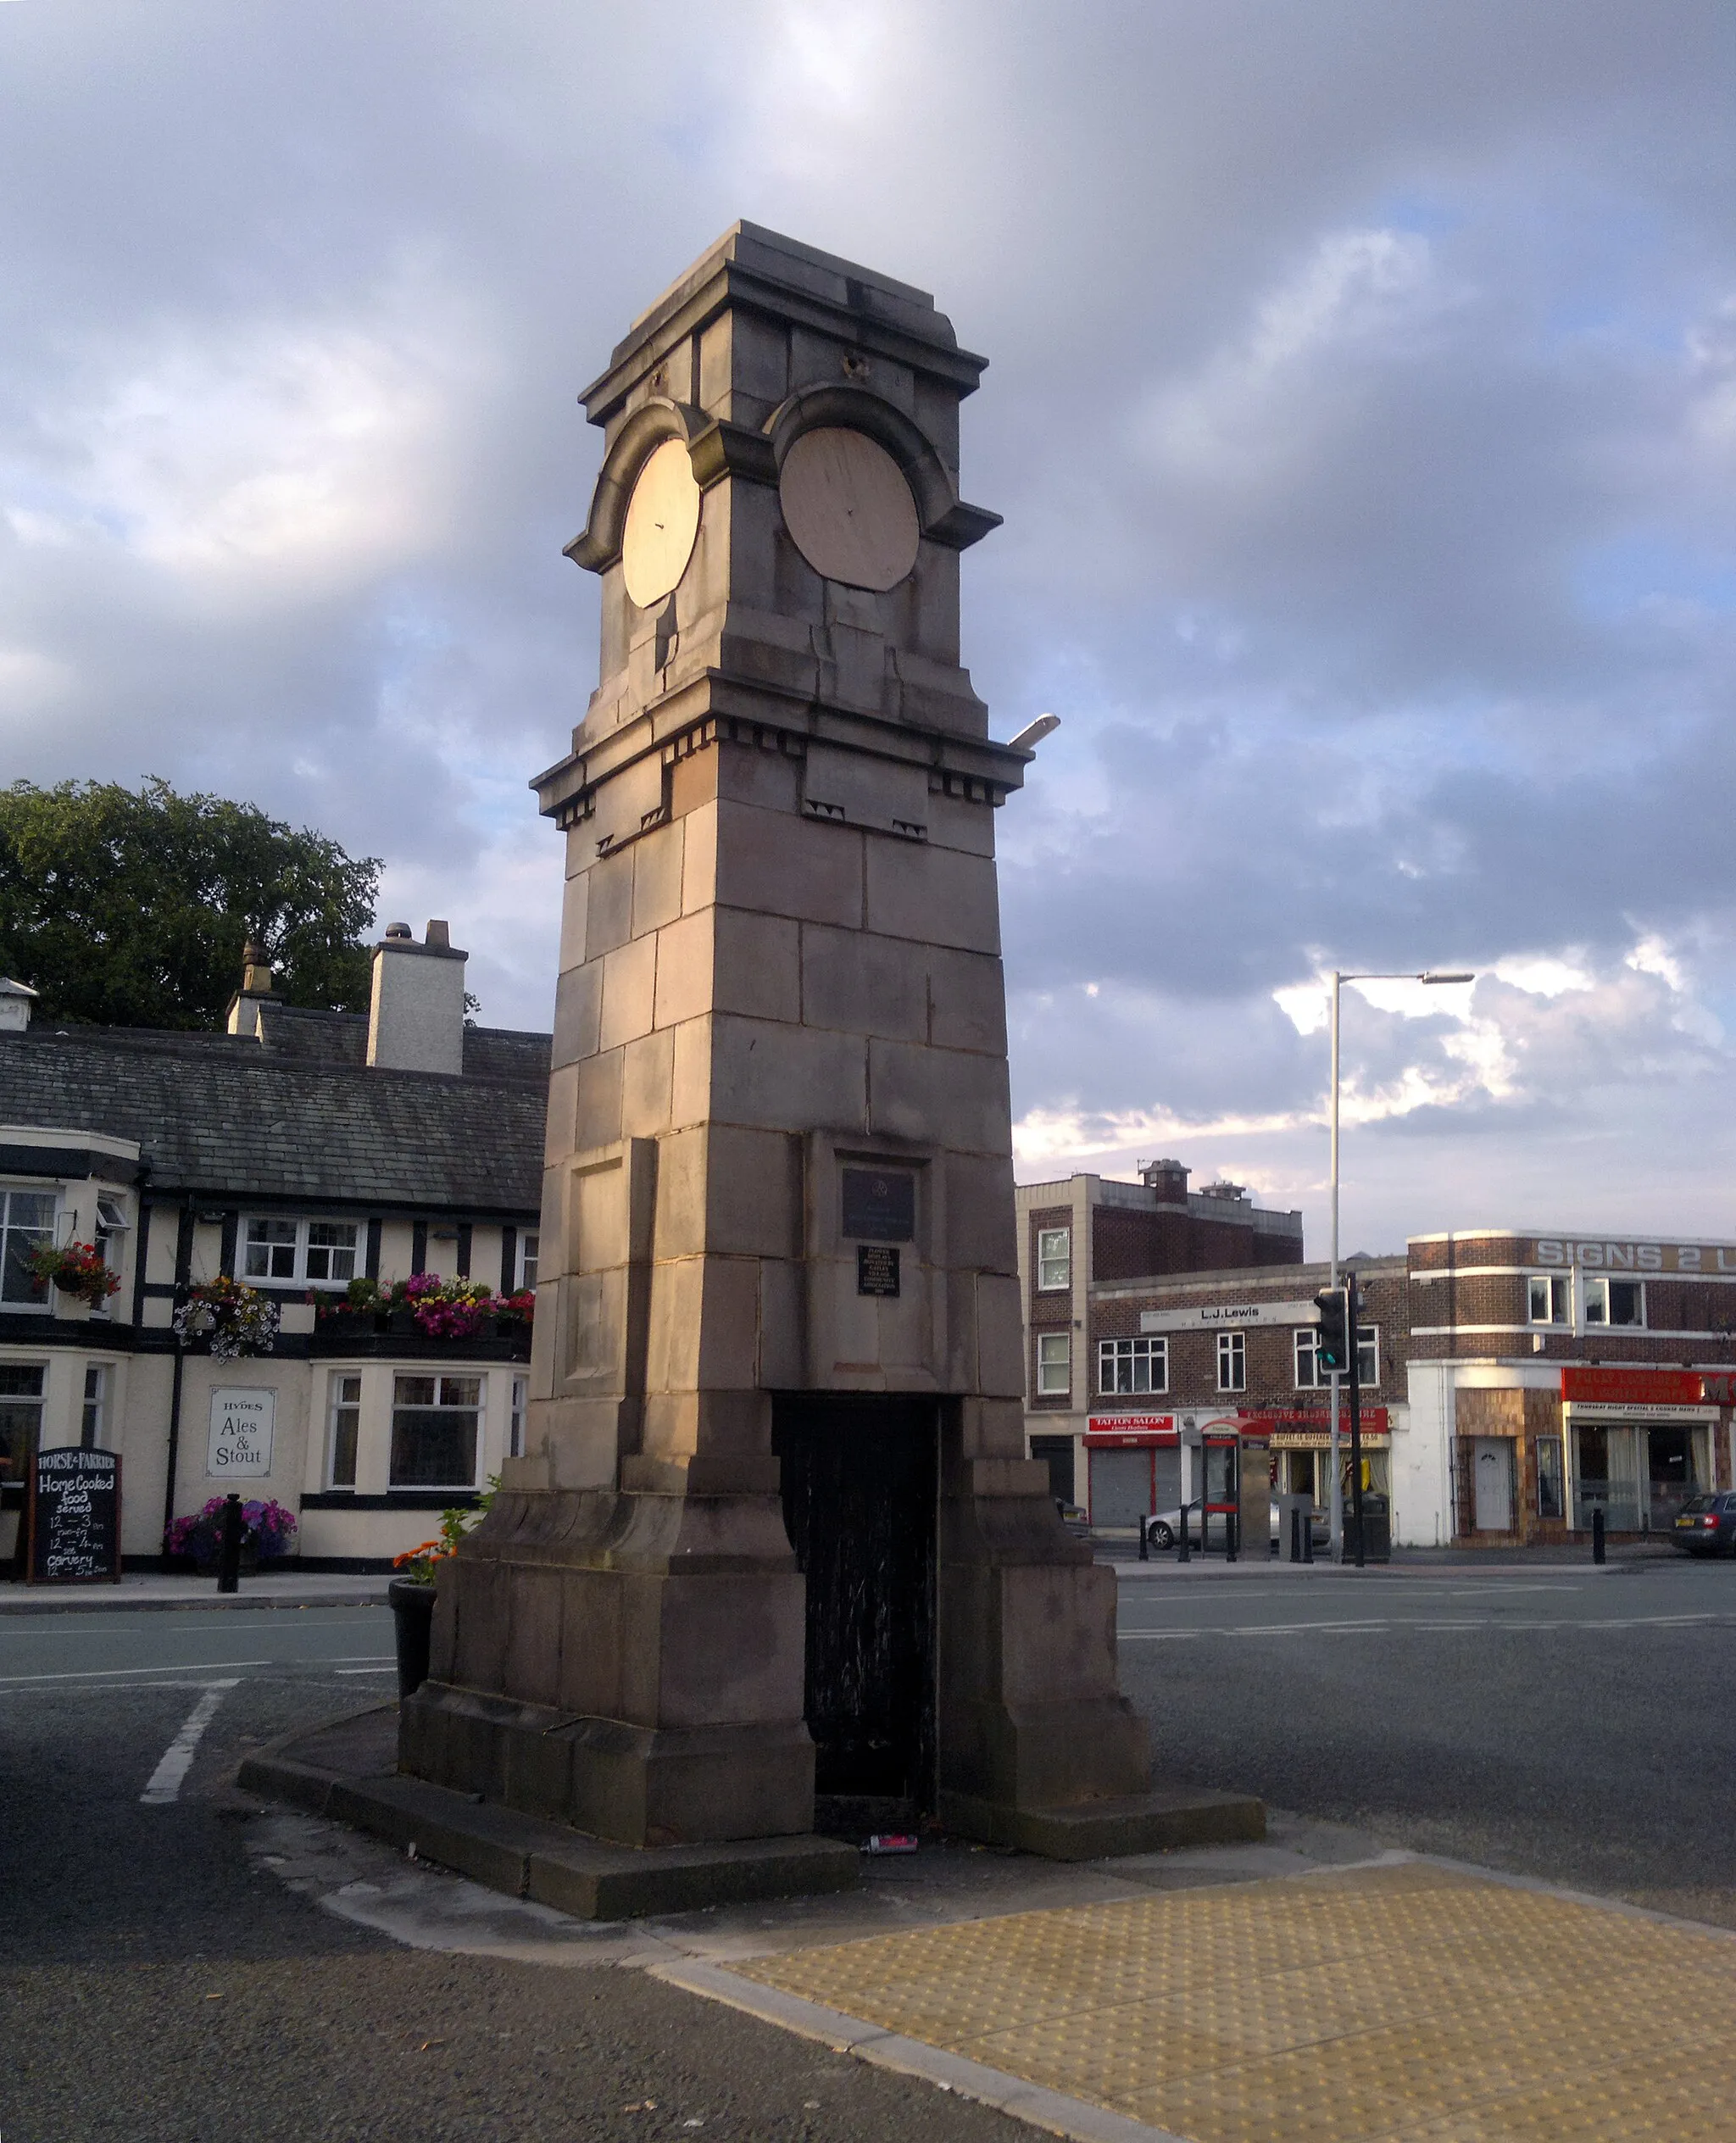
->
xmin=3 ymin=0 xmax=1734 ymax=1241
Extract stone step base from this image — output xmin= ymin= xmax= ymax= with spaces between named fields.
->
xmin=238 ymin=1706 xmax=858 ymax=1922
xmin=939 ymin=1786 xmax=1266 ymax=1861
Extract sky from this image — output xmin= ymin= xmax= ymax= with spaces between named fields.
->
xmin=3 ymin=0 xmax=1735 ymax=1255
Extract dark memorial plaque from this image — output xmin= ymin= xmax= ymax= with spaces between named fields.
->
xmin=842 ymin=1167 xmax=915 ymax=1242
xmin=26 ymin=1448 xmax=122 ymax=1585
xmin=857 ymin=1244 xmax=900 ymax=1298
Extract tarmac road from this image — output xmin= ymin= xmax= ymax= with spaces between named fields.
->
xmin=0 ymin=1606 xmax=1023 ymax=2143
xmin=1116 ymin=1553 xmax=1736 ymax=1921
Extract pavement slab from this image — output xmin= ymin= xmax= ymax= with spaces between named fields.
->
xmin=706 ymin=1858 xmax=1736 ymax=2143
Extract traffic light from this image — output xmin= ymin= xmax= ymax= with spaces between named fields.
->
xmin=1313 ymin=1288 xmax=1350 ymax=1375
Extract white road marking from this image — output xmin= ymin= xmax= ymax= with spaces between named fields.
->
xmin=327 ymin=1655 xmax=395 ymax=1663
xmin=334 ymin=1665 xmax=398 ymax=1675
xmin=140 ymin=1680 xmax=241 ymax=1805
xmin=1118 ymin=1611 xmax=1732 ymax=1638
xmin=0 ymin=1660 xmax=269 ymax=1685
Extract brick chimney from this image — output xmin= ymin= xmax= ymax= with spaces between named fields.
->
xmin=1138 ymin=1157 xmax=1190 ymax=1205
xmin=225 ymin=938 xmax=278 ymax=1037
xmin=366 ymin=921 xmax=467 ymax=1075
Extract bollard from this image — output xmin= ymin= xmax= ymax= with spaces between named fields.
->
xmin=1303 ymin=1509 xmax=1315 ymax=1563
xmin=1226 ymin=1509 xmax=1237 ymax=1564
xmin=1138 ymin=1513 xmax=1149 ymax=1562
xmin=1290 ymin=1506 xmax=1303 ymax=1564
xmin=1592 ymin=1507 xmax=1605 ymax=1566
xmin=1177 ymin=1504 xmax=1191 ymax=1563
xmin=217 ymin=1491 xmax=243 ymax=1595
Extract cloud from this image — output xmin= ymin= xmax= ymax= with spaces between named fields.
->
xmin=4 ymin=0 xmax=1736 ymax=1245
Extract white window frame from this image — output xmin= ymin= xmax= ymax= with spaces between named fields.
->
xmin=515 ymin=1233 xmax=539 ymax=1293
xmin=81 ymin=1362 xmax=109 ymax=1448
xmin=1216 ymin=1330 xmax=1246 ymax=1394
xmin=1037 ymin=1331 xmax=1071 ymax=1396
xmin=328 ymin=1372 xmax=363 ymax=1489
xmin=389 ymin=1372 xmax=485 ymax=1490
xmin=0 ymin=1186 xmax=58 ymax=1310
xmin=1294 ymin=1323 xmax=1379 ymax=1389
xmin=1036 ymin=1227 xmax=1071 ymax=1293
xmin=509 ymin=1373 xmax=529 ymax=1459
xmin=1527 ymin=1274 xmax=1570 ymax=1325
xmin=1097 ymin=1335 xmax=1167 ymax=1395
xmin=242 ymin=1215 xmax=360 ymax=1288
xmin=1583 ymin=1276 xmax=1644 ymax=1329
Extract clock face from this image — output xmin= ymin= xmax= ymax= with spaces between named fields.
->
xmin=779 ymin=427 xmax=921 ymax=592
xmin=620 ymin=437 xmax=701 ymax=610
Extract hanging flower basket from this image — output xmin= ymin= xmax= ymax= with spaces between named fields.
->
xmin=174 ymin=1276 xmax=281 ymax=1360
xmin=28 ymin=1239 xmax=121 ymax=1310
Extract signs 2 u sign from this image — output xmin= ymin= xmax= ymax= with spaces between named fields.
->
xmin=208 ymin=1388 xmax=275 ymax=1478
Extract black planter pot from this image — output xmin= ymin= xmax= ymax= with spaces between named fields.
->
xmin=388 ymin=1577 xmax=436 ymax=1697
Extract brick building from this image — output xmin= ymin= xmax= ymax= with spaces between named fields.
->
xmin=1017 ymin=1179 xmax=1736 ymax=1548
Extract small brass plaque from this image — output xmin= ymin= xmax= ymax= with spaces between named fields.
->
xmin=857 ymin=1244 xmax=900 ymax=1297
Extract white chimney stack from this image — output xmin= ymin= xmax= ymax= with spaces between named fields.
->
xmin=366 ymin=921 xmax=467 ymax=1075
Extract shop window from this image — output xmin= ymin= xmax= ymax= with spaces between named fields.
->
xmin=91 ymin=1195 xmax=128 ymax=1316
xmin=0 ymin=1361 xmax=46 ymax=1482
xmin=1583 ymin=1277 xmax=1644 ymax=1328
xmin=1037 ymin=1332 xmax=1071 ymax=1396
xmin=243 ymin=1216 xmax=359 ymax=1287
xmin=81 ymin=1363 xmax=108 ymax=1449
xmin=515 ymin=1233 xmax=539 ymax=1292
xmin=1216 ymin=1331 xmax=1246 ymax=1394
xmin=390 ymin=1373 xmax=482 ymax=1489
xmin=1036 ymin=1227 xmax=1071 ymax=1292
xmin=0 ymin=1189 xmax=55 ymax=1307
xmin=1294 ymin=1325 xmax=1377 ymax=1389
xmin=329 ymin=1373 xmax=362 ymax=1489
xmin=509 ymin=1374 xmax=529 ymax=1460
xmin=1528 ymin=1275 xmax=1569 ymax=1324
xmin=1536 ymin=1436 xmax=1565 ymax=1520
xmin=1098 ymin=1335 xmax=1167 ymax=1394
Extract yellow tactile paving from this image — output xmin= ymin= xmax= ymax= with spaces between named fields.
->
xmin=733 ymin=1862 xmax=1736 ymax=2142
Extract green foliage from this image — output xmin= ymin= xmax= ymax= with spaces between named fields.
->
xmin=0 ymin=777 xmax=381 ymax=1028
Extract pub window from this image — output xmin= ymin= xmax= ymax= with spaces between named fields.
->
xmin=92 ymin=1195 xmax=128 ymax=1317
xmin=1583 ymin=1277 xmax=1644 ymax=1328
xmin=0 ymin=1188 xmax=56 ymax=1307
xmin=1528 ymin=1275 xmax=1569 ymax=1324
xmin=0 ymin=1361 xmax=46 ymax=1483
xmin=515 ymin=1233 xmax=539 ymax=1293
xmin=1037 ymin=1332 xmax=1071 ymax=1396
xmin=509 ymin=1374 xmax=529 ymax=1460
xmin=1216 ymin=1330 xmax=1246 ymax=1393
xmin=81 ymin=1363 xmax=108 ymax=1449
xmin=1098 ymin=1335 xmax=1167 ymax=1394
xmin=242 ymin=1216 xmax=359 ymax=1287
xmin=329 ymin=1373 xmax=362 ymax=1489
xmin=1036 ymin=1227 xmax=1071 ymax=1292
xmin=1537 ymin=1436 xmax=1565 ymax=1520
xmin=390 ymin=1373 xmax=482 ymax=1489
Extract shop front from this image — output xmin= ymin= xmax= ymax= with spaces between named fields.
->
xmin=1083 ymin=1414 xmax=1177 ymax=1528
xmin=1561 ymin=1368 xmax=1723 ymax=1535
xmin=1266 ymin=1408 xmax=1393 ymax=1518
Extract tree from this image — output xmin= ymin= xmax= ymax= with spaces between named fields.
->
xmin=0 ymin=778 xmax=381 ymax=1029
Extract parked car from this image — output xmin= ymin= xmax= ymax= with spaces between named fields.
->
xmin=1668 ymin=1492 xmax=1736 ymax=1556
xmin=1054 ymin=1499 xmax=1090 ymax=1538
xmin=1141 ymin=1506 xmax=1330 ymax=1552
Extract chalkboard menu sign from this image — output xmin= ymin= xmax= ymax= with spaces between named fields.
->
xmin=25 ymin=1448 xmax=122 ymax=1585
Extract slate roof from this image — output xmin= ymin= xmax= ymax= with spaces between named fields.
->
xmin=0 ymin=1017 xmax=551 ymax=1214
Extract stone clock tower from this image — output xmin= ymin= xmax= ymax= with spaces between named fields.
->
xmin=403 ymin=225 xmax=1247 ymax=1862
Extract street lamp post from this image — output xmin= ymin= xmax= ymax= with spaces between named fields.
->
xmin=1327 ymin=968 xmax=1475 ymax=1561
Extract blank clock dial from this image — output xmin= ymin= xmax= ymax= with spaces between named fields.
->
xmin=620 ymin=437 xmax=701 ymax=609
xmin=779 ymin=427 xmax=921 ymax=592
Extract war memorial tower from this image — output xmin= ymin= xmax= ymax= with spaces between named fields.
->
xmin=403 ymin=225 xmax=1249 ymax=1862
